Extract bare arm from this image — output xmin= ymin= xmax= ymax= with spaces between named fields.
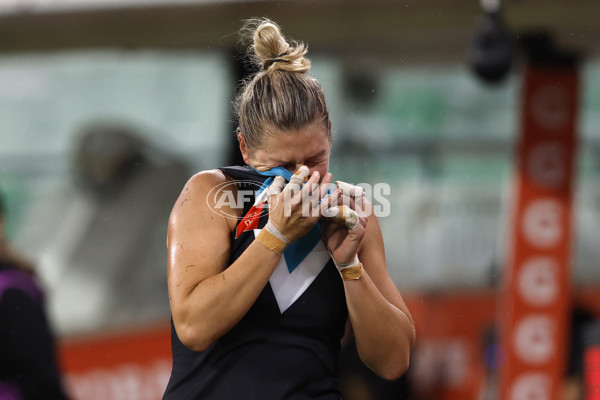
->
xmin=324 ymin=198 xmax=415 ymax=380
xmin=168 ymin=169 xmax=333 ymax=351
xmin=167 ymin=170 xmax=280 ymax=351
xmin=349 ymin=208 xmax=415 ymax=380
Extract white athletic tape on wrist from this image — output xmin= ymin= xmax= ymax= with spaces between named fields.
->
xmin=256 ymin=220 xmax=290 ymax=255
xmin=333 ymin=254 xmax=359 ymax=270
xmin=264 ymin=220 xmax=290 ymax=244
xmin=332 ymin=255 xmax=364 ymax=280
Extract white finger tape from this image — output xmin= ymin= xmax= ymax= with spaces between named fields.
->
xmin=267 ymin=176 xmax=286 ymax=196
xmin=335 ymin=181 xmax=365 ymax=200
xmin=323 ymin=205 xmax=359 ymax=231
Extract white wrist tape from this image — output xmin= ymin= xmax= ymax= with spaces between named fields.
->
xmin=256 ymin=220 xmax=290 ymax=255
xmin=264 ymin=220 xmax=289 ymax=244
xmin=333 ymin=254 xmax=359 ymax=271
xmin=332 ymin=255 xmax=364 ymax=281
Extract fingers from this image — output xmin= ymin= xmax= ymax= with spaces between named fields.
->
xmin=301 ymin=170 xmax=332 ymax=205
xmin=266 ymin=176 xmax=286 ymax=197
xmin=265 ymin=168 xmax=366 ymax=229
xmin=283 ymin=165 xmax=324 ymax=205
xmin=286 ymin=165 xmax=310 ymax=194
xmin=268 ymin=166 xmax=325 ymax=220
xmin=335 ymin=181 xmax=365 ymax=207
xmin=322 ymin=204 xmax=360 ymax=230
xmin=320 ymin=182 xmax=363 ymax=231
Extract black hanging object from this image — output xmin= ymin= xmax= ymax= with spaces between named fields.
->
xmin=469 ymin=11 xmax=513 ymax=84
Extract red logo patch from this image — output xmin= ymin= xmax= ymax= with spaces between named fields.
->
xmin=235 ymin=202 xmax=268 ymax=238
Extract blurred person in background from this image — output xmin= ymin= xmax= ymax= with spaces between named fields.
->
xmin=13 ymin=121 xmax=190 ymax=335
xmin=163 ymin=18 xmax=415 ymax=399
xmin=0 ymin=191 xmax=68 ymax=400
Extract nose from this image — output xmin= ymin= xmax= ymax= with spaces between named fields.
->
xmin=288 ymin=163 xmax=305 ymax=174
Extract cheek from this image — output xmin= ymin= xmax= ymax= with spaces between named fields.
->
xmin=245 ymin=150 xmax=271 ymax=171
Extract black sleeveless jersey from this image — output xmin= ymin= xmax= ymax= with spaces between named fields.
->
xmin=163 ymin=166 xmax=348 ymax=400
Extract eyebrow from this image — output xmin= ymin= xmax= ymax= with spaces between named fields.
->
xmin=273 ymin=149 xmax=328 ymax=165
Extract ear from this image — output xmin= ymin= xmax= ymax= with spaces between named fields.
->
xmin=237 ymin=132 xmax=252 ymax=165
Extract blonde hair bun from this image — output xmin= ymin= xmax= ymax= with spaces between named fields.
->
xmin=247 ymin=18 xmax=311 ymax=73
xmin=234 ymin=18 xmax=329 ymax=152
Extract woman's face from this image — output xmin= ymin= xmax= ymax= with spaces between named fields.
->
xmin=240 ymin=119 xmax=331 ymax=181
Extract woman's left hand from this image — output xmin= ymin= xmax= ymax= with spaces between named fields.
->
xmin=321 ymin=193 xmax=368 ymax=264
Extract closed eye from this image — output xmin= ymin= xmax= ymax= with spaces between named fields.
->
xmin=306 ymin=158 xmax=326 ymax=167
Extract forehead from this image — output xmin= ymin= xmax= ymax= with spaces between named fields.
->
xmin=261 ymin=122 xmax=330 ymax=161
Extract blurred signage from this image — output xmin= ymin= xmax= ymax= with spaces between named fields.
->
xmin=408 ymin=292 xmax=496 ymax=400
xmin=499 ymin=65 xmax=579 ymax=399
xmin=59 ymin=323 xmax=172 ymax=400
xmin=584 ymin=324 xmax=600 ymax=400
xmin=585 ymin=348 xmax=600 ymax=400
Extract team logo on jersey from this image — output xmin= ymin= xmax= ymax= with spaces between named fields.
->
xmin=235 ymin=202 xmax=268 ymax=238
xmin=207 ymin=180 xmax=268 ymax=221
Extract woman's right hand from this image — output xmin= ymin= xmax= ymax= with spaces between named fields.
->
xmin=265 ymin=166 xmax=335 ymax=244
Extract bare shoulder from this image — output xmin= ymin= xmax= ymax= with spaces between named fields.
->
xmin=167 ymin=170 xmax=235 ymax=300
xmin=170 ymin=169 xmax=238 ymax=233
xmin=167 ymin=169 xmax=233 ymax=276
xmin=184 ymin=169 xmax=229 ymax=196
xmin=173 ymin=169 xmax=229 ymax=212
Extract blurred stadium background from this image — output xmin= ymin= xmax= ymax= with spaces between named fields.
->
xmin=1 ymin=0 xmax=599 ymax=399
